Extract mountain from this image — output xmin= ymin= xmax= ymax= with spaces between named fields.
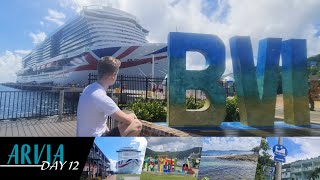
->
xmin=202 ymin=150 xmax=251 ymax=153
xmin=201 ymin=150 xmax=253 ymax=156
xmin=145 ymin=147 xmax=202 ymax=159
xmin=308 ymin=54 xmax=320 ymax=62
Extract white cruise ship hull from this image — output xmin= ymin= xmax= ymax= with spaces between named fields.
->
xmin=116 ymin=159 xmax=141 ymax=174
xmin=17 ymin=44 xmax=167 ymax=86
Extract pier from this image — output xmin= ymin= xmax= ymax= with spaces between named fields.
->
xmin=0 ymin=115 xmax=76 ymax=137
xmin=1 ymin=82 xmax=84 ymax=92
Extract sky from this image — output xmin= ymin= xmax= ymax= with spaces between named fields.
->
xmin=94 ymin=137 xmax=147 ymax=173
xmin=146 ymin=137 xmax=203 ymax=152
xmin=1 ymin=0 xmax=320 ymax=82
xmin=267 ymin=137 xmax=320 ymax=164
xmin=202 ymin=137 xmax=261 ymax=151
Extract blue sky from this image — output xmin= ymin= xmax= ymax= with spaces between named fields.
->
xmin=267 ymin=137 xmax=320 ymax=164
xmin=267 ymin=137 xmax=302 ymax=158
xmin=0 ymin=0 xmax=75 ymax=54
xmin=94 ymin=137 xmax=136 ymax=160
xmin=0 ymin=0 xmax=222 ymax=55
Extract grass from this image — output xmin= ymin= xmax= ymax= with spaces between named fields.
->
xmin=140 ymin=172 xmax=197 ymax=180
xmin=115 ymin=174 xmax=141 ymax=180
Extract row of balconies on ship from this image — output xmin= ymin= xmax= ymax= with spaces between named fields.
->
xmin=59 ymin=33 xmax=146 ymax=53
xmin=57 ymin=14 xmax=146 ymax=44
xmin=84 ymin=10 xmax=148 ymax=34
xmin=60 ymin=16 xmax=147 ymax=43
xmin=83 ymin=6 xmax=138 ymax=23
xmin=23 ymin=19 xmax=147 ymax=63
xmin=58 ymin=40 xmax=145 ymax=57
xmin=23 ymin=30 xmax=148 ymax=67
xmin=47 ymin=27 xmax=146 ymax=55
xmin=59 ymin=31 xmax=146 ymax=51
xmin=59 ymin=23 xmax=147 ymax=49
xmin=88 ymin=25 xmax=147 ymax=40
xmin=86 ymin=18 xmax=147 ymax=37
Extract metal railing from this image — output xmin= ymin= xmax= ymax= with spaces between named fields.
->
xmin=88 ymin=73 xmax=236 ymax=107
xmin=89 ymin=73 xmax=168 ymax=107
xmin=0 ymin=74 xmax=236 ymax=121
xmin=0 ymin=90 xmax=80 ymax=120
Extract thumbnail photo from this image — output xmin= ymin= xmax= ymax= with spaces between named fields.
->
xmin=198 ymin=137 xmax=261 ymax=180
xmin=259 ymin=137 xmax=320 ymax=180
xmin=81 ymin=137 xmax=147 ymax=180
xmin=141 ymin=137 xmax=203 ymax=180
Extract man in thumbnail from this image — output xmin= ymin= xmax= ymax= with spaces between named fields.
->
xmin=77 ymin=56 xmax=142 ymax=136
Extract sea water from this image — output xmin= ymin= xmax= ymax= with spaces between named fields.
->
xmin=198 ymin=151 xmax=257 ymax=180
xmin=0 ymin=85 xmax=77 ymax=120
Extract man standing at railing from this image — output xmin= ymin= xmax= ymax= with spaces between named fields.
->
xmin=77 ymin=56 xmax=142 ymax=137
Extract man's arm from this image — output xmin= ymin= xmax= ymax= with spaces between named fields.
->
xmin=111 ymin=110 xmax=137 ymax=125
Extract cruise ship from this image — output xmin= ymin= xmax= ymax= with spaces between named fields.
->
xmin=17 ymin=6 xmax=167 ymax=85
xmin=116 ymin=147 xmax=142 ymax=174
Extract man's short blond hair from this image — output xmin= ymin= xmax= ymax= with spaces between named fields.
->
xmin=97 ymin=56 xmax=121 ymax=80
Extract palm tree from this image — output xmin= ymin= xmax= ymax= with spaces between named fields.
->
xmin=251 ymin=146 xmax=260 ymax=155
xmin=308 ymin=167 xmax=320 ymax=180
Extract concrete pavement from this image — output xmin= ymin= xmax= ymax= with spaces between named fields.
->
xmin=275 ymin=95 xmax=320 ymax=124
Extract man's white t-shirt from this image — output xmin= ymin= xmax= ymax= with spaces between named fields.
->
xmin=77 ymin=82 xmax=120 ymax=136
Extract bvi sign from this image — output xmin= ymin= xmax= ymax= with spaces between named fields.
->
xmin=168 ymin=32 xmax=310 ymax=128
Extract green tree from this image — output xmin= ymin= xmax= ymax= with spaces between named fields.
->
xmin=254 ymin=138 xmax=275 ymax=180
xmin=251 ymin=146 xmax=260 ymax=155
xmin=308 ymin=167 xmax=320 ymax=180
xmin=225 ymin=95 xmax=240 ymax=122
xmin=191 ymin=158 xmax=200 ymax=168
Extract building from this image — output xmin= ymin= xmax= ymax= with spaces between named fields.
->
xmin=290 ymin=156 xmax=320 ymax=180
xmin=282 ymin=164 xmax=291 ymax=180
xmin=82 ymin=143 xmax=111 ymax=179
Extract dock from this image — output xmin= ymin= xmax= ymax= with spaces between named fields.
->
xmin=1 ymin=82 xmax=84 ymax=92
xmin=0 ymin=115 xmax=76 ymax=137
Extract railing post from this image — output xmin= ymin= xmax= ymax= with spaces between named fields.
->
xmin=120 ymin=75 xmax=123 ymax=105
xmin=58 ymin=89 xmax=64 ymax=121
xmin=39 ymin=92 xmax=43 ymax=119
xmin=165 ymin=78 xmax=167 ymax=102
xmin=88 ymin=73 xmax=91 ymax=85
xmin=145 ymin=77 xmax=148 ymax=101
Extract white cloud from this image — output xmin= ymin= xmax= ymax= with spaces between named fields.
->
xmin=14 ymin=49 xmax=31 ymax=55
xmin=202 ymin=137 xmax=261 ymax=151
xmin=130 ymin=137 xmax=148 ymax=174
xmin=44 ymin=9 xmax=66 ymax=26
xmin=40 ymin=21 xmax=44 ymax=25
xmin=29 ymin=32 xmax=46 ymax=44
xmin=59 ymin=0 xmax=112 ymax=13
xmin=108 ymin=158 xmax=117 ymax=172
xmin=280 ymin=137 xmax=320 ymax=164
xmin=186 ymin=51 xmax=207 ymax=70
xmin=146 ymin=137 xmax=203 ymax=152
xmin=60 ymin=0 xmax=320 ymax=74
xmin=0 ymin=51 xmax=23 ymax=83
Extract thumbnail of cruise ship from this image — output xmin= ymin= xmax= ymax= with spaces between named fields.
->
xmin=17 ymin=6 xmax=167 ymax=86
xmin=116 ymin=147 xmax=142 ymax=174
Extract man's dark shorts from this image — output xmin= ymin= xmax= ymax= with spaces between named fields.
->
xmin=102 ymin=127 xmax=121 ymax=136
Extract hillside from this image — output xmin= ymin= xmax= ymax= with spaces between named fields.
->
xmin=145 ymin=147 xmax=202 ymax=159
